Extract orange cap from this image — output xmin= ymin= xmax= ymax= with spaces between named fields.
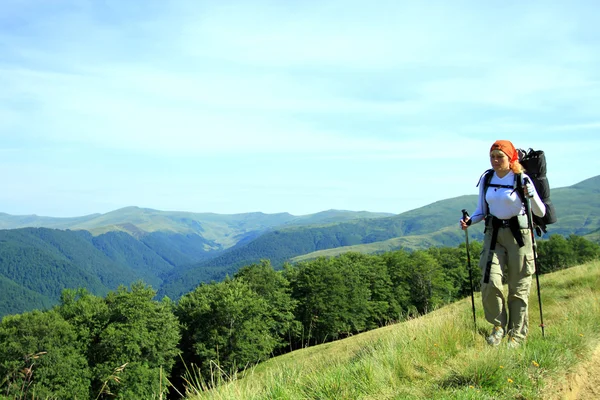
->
xmin=490 ymin=140 xmax=518 ymax=163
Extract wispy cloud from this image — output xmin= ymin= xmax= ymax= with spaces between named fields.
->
xmin=1 ymin=0 xmax=599 ymax=216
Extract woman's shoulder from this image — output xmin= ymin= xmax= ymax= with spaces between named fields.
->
xmin=477 ymin=169 xmax=494 ymax=186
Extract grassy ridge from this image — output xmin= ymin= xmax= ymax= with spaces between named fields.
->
xmin=183 ymin=178 xmax=600 ymax=284
xmin=188 ymin=261 xmax=600 ymax=399
xmin=290 ymin=225 xmax=486 ymax=263
xmin=289 ymin=176 xmax=600 ymax=263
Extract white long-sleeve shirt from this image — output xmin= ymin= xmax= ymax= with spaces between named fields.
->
xmin=469 ymin=170 xmax=546 ymax=225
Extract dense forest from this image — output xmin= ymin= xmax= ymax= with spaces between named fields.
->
xmin=2 ymin=176 xmax=600 ymax=317
xmin=1 ymin=234 xmax=598 ymax=399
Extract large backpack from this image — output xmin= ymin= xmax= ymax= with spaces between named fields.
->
xmin=481 ymin=148 xmax=557 ymax=236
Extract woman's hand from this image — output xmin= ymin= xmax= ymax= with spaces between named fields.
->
xmin=524 ymin=183 xmax=535 ymax=198
xmin=460 ymin=218 xmax=471 ymax=230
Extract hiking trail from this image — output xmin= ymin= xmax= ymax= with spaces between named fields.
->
xmin=552 ymin=344 xmax=600 ymax=399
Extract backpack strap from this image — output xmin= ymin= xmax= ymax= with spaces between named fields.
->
xmin=478 ymin=169 xmax=522 ymax=215
xmin=515 ymin=172 xmax=524 ymax=204
xmin=476 ymin=169 xmax=494 ymax=190
xmin=487 ymin=183 xmax=515 ymax=189
xmin=518 ymin=172 xmax=545 ymax=236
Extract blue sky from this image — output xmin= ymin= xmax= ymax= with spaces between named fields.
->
xmin=1 ymin=0 xmax=599 ymax=217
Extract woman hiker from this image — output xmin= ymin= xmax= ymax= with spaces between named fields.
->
xmin=460 ymin=140 xmax=546 ymax=347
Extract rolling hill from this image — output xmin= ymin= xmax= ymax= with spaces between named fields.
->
xmin=0 ymin=210 xmax=392 ymax=317
xmin=293 ymin=176 xmax=600 ymax=262
xmin=158 ymin=175 xmax=600 ymax=298
xmin=0 ymin=207 xmax=393 ymax=247
xmin=1 ymin=175 xmax=599 ymax=315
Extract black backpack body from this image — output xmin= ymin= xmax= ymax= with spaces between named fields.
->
xmin=517 ymin=148 xmax=557 ymax=232
xmin=480 ymin=148 xmax=557 ymax=236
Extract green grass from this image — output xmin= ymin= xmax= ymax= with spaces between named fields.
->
xmin=289 ymin=225 xmax=484 ymax=263
xmin=186 ymin=261 xmax=600 ymax=399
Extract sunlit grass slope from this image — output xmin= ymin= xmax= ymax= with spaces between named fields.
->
xmin=290 ymin=225 xmax=485 ymax=262
xmin=188 ymin=261 xmax=600 ymax=400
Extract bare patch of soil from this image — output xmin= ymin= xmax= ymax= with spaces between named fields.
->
xmin=550 ymin=344 xmax=600 ymax=400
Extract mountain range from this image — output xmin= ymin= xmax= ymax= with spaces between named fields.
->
xmin=1 ymin=175 xmax=599 ymax=317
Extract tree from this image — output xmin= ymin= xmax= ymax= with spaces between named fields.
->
xmin=285 ymin=257 xmax=356 ymax=345
xmin=566 ymin=234 xmax=600 ymax=265
xmin=90 ymin=282 xmax=180 ymax=399
xmin=381 ymin=250 xmax=414 ymax=318
xmin=428 ymin=243 xmax=483 ymax=302
xmin=0 ymin=310 xmax=91 ymax=399
xmin=333 ymin=252 xmax=397 ymax=330
xmin=57 ymin=288 xmax=110 ymax=366
xmin=234 ymin=260 xmax=300 ymax=353
xmin=537 ymin=235 xmax=575 ymax=273
xmin=406 ymin=251 xmax=452 ymax=314
xmin=175 ymin=279 xmax=279 ymax=386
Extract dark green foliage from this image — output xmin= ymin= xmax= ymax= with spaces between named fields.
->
xmin=156 ymin=264 xmax=243 ymax=300
xmin=0 ymin=235 xmax=598 ymax=396
xmin=156 ymin=175 xmax=600 ymax=298
xmin=537 ymin=234 xmax=600 ymax=273
xmin=0 ymin=228 xmax=191 ymax=318
xmin=2 ymin=175 xmax=600 ymax=316
xmin=13 ymin=229 xmax=141 ymax=289
xmin=285 ymin=253 xmax=397 ymax=345
xmin=195 ymin=218 xmax=410 ymax=270
xmin=0 ymin=284 xmax=181 ymax=399
xmin=161 ymin=219 xmax=414 ymax=299
xmin=91 ymin=231 xmax=175 ymax=287
xmin=0 ymin=275 xmax=54 ymax=317
xmin=139 ymin=231 xmax=220 ymax=267
xmin=88 ymin=283 xmax=181 ymax=399
xmin=0 ymin=229 xmax=112 ymax=304
xmin=427 ymin=242 xmax=483 ymax=299
xmin=286 ymin=257 xmax=356 ymax=345
xmin=234 ymin=260 xmax=300 ymax=353
xmin=381 ymin=250 xmax=415 ymax=316
xmin=566 ymin=234 xmax=600 ymax=264
xmin=407 ymin=251 xmax=454 ymax=313
xmin=0 ymin=310 xmax=91 ymax=399
xmin=175 ymin=279 xmax=279 ymax=382
xmin=57 ymin=288 xmax=110 ymax=365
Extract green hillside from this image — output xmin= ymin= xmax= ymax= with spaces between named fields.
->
xmin=0 ymin=229 xmax=113 ymax=306
xmin=138 ymin=231 xmax=222 ymax=266
xmin=0 ymin=210 xmax=393 ymax=316
xmin=290 ymin=225 xmax=485 ymax=263
xmin=1 ymin=176 xmax=598 ymax=311
xmin=0 ymin=207 xmax=392 ymax=251
xmin=187 ymin=261 xmax=600 ymax=400
xmin=0 ymin=275 xmax=54 ymax=317
xmin=0 ymin=238 xmax=597 ymax=398
xmin=158 ymin=175 xmax=600 ymax=298
xmin=156 ymin=197 xmax=480 ymax=299
xmin=89 ymin=231 xmax=175 ymax=283
xmin=274 ymin=177 xmax=600 ymax=265
xmin=0 ymin=228 xmax=178 ymax=317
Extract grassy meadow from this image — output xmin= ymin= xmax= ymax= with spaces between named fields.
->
xmin=185 ymin=261 xmax=600 ymax=400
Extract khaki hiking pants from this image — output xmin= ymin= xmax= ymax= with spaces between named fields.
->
xmin=479 ymin=217 xmax=535 ymax=340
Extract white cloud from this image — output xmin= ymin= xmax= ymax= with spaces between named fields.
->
xmin=1 ymin=0 xmax=599 ymax=216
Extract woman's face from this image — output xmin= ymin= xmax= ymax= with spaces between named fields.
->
xmin=490 ymin=151 xmax=510 ymax=173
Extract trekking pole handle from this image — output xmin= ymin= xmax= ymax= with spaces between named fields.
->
xmin=523 ymin=177 xmax=534 ymax=198
xmin=461 ymin=209 xmax=470 ymax=222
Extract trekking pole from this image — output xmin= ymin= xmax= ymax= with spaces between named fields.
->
xmin=461 ymin=209 xmax=477 ymax=330
xmin=524 ymin=178 xmax=545 ymax=337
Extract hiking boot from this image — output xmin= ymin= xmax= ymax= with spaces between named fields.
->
xmin=507 ymin=336 xmax=521 ymax=349
xmin=486 ymin=326 xmax=504 ymax=346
